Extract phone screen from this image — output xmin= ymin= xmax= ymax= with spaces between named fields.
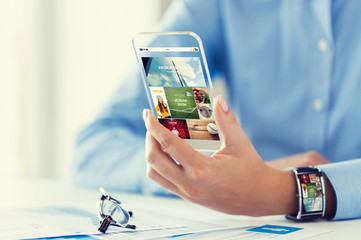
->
xmin=133 ymin=32 xmax=222 ymax=152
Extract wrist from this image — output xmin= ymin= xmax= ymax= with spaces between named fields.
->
xmin=323 ymin=173 xmax=336 ymax=218
xmin=260 ymin=167 xmax=336 ymax=218
xmin=261 ymin=167 xmax=298 ymax=216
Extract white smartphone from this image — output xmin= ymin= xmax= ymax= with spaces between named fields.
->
xmin=133 ymin=32 xmax=222 ymax=153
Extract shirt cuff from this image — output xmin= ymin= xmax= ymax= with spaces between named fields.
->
xmin=318 ymin=159 xmax=361 ymax=220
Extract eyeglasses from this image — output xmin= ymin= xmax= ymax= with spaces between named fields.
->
xmin=96 ymin=187 xmax=136 ymax=233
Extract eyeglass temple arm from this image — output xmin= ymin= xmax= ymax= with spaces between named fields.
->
xmin=126 ymin=224 xmax=136 ymax=229
xmin=99 ymin=187 xmax=107 ymax=196
xmin=99 ymin=187 xmax=122 ymax=204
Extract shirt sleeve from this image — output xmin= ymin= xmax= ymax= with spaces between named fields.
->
xmin=71 ymin=0 xmax=225 ymax=194
xmin=318 ymin=159 xmax=361 ymax=220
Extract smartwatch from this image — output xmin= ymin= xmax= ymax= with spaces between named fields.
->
xmin=286 ymin=167 xmax=326 ymax=221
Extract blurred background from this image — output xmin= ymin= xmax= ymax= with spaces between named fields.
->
xmin=0 ymin=0 xmax=171 ymax=180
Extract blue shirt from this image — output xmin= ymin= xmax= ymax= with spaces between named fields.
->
xmin=72 ymin=0 xmax=361 ymax=220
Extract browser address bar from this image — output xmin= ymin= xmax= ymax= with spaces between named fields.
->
xmin=139 ymin=47 xmax=199 ymax=52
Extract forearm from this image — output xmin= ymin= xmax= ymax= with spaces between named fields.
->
xmin=261 ymin=168 xmax=298 ymax=216
xmin=72 ymin=126 xmax=145 ymax=191
xmin=72 ymin=123 xmax=170 ymax=195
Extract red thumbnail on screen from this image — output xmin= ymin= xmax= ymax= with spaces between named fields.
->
xmin=159 ymin=119 xmax=191 ymax=139
xmin=300 ymin=174 xmax=310 ymax=184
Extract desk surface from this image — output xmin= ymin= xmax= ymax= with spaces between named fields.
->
xmin=1 ymin=177 xmax=360 ymax=239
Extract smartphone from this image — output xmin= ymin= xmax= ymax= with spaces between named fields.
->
xmin=133 ymin=32 xmax=222 ymax=153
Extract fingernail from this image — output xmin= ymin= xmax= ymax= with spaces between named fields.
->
xmin=218 ymin=96 xmax=229 ymax=113
xmin=143 ymin=109 xmax=149 ymax=121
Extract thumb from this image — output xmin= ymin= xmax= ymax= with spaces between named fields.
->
xmin=213 ymin=96 xmax=249 ymax=150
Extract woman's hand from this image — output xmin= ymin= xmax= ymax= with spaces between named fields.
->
xmin=143 ymin=96 xmax=298 ymax=216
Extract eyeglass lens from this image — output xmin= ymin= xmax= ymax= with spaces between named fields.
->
xmin=101 ymin=199 xmax=130 ymax=225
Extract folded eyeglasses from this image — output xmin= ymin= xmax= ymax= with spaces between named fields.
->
xmin=97 ymin=187 xmax=136 ymax=233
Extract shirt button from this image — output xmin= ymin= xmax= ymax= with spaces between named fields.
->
xmin=313 ymin=99 xmax=324 ymax=112
xmin=318 ymin=39 xmax=328 ymax=52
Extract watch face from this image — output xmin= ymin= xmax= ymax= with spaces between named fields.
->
xmin=299 ymin=173 xmax=323 ymax=213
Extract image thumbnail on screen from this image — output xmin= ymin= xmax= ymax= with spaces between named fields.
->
xmin=150 ymin=87 xmax=171 ymax=118
xmin=142 ymin=57 xmax=206 ymax=87
xmin=163 ymin=87 xmax=199 ymax=119
xmin=159 ymin=119 xmax=190 ymax=139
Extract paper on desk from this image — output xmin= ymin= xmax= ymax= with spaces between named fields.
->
xmin=0 ymin=206 xmax=225 ymax=240
xmin=0 ymin=206 xmax=188 ymax=239
xmin=0 ymin=206 xmax=332 ymax=240
xmin=88 ymin=221 xmax=331 ymax=240
xmin=91 ymin=209 xmax=226 ymax=240
xmin=145 ymin=222 xmax=332 ymax=240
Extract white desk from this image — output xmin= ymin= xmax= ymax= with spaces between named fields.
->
xmin=1 ymin=177 xmax=360 ymax=239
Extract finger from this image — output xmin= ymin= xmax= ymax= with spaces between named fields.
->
xmin=147 ymin=164 xmax=219 ymax=205
xmin=143 ymin=109 xmax=202 ymax=167
xmin=213 ymin=96 xmax=249 ymax=150
xmin=146 ymin=164 xmax=203 ymax=204
xmin=146 ymin=164 xmax=183 ymax=196
xmin=145 ymin=130 xmax=185 ymax=185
